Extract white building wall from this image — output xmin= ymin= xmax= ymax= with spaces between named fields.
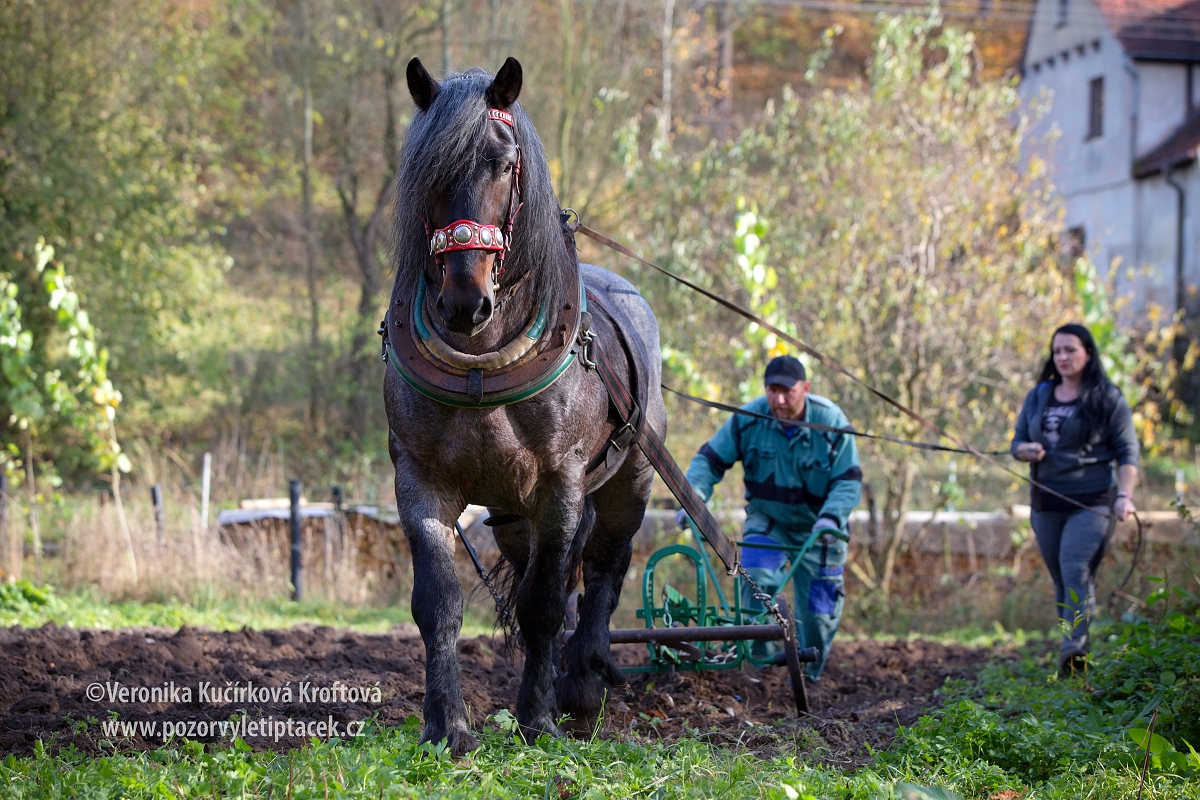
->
xmin=1021 ymin=26 xmax=1135 ymax=289
xmin=1020 ymin=0 xmax=1198 ymax=323
xmin=1187 ymin=167 xmax=1200 ymax=311
xmin=1138 ymin=62 xmax=1189 ymax=155
xmin=1131 ymin=177 xmax=1181 ymax=316
xmin=1024 ymin=0 xmax=1109 ymax=65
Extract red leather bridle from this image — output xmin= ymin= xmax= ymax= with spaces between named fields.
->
xmin=427 ymin=108 xmax=523 ymax=289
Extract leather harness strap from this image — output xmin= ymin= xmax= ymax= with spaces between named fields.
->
xmin=582 ymin=291 xmax=739 ymax=573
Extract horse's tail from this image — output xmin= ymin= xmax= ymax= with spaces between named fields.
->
xmin=489 ymin=496 xmax=596 ymax=645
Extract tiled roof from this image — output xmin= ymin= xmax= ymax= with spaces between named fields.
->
xmin=1134 ymin=112 xmax=1200 ymax=178
xmin=1097 ymin=0 xmax=1200 ymax=60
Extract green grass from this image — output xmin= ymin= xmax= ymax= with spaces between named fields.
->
xmin=1 ymin=713 xmax=1194 ymax=799
xmin=0 ymin=582 xmax=495 ymax=637
xmin=0 ymin=719 xmax=887 ymax=800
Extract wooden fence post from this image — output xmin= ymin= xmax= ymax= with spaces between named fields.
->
xmin=151 ymin=484 xmax=166 ymax=544
xmin=0 ymin=473 xmax=11 ymax=581
xmin=200 ymin=452 xmax=212 ymax=531
xmin=25 ymin=434 xmax=42 ymax=584
xmin=290 ymin=479 xmax=303 ymax=601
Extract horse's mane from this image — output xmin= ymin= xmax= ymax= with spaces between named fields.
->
xmin=389 ymin=68 xmax=567 ymax=309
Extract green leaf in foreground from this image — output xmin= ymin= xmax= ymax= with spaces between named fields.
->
xmin=1129 ymin=727 xmax=1174 ymax=756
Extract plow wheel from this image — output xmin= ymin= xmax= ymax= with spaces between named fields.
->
xmin=775 ymin=594 xmax=809 ymax=715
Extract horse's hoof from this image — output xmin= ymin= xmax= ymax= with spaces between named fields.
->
xmin=518 ymin=718 xmax=564 ymax=744
xmin=555 ymin=671 xmax=610 ymax=720
xmin=421 ymin=723 xmax=479 ymax=757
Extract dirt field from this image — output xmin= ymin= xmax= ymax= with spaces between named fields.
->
xmin=0 ymin=623 xmax=993 ymax=763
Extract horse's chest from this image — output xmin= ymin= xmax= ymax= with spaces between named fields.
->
xmin=406 ymin=409 xmax=571 ymax=504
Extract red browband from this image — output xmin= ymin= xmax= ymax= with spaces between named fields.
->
xmin=430 ymin=220 xmax=506 ymax=256
xmin=487 ymin=108 xmax=514 ymax=127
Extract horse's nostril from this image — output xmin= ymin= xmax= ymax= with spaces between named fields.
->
xmin=474 ymin=297 xmax=493 ymax=324
xmin=436 ymin=295 xmax=451 ymax=321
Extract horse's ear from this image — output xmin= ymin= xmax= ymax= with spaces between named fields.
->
xmin=487 ymin=57 xmax=522 ymax=109
xmin=407 ymin=57 xmax=440 ymax=111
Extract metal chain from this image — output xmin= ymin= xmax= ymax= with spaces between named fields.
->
xmin=477 ymin=562 xmax=519 ymax=634
xmin=736 ymin=563 xmax=792 ymax=639
xmin=454 ymin=522 xmax=519 ymax=634
xmin=660 ymin=585 xmax=674 ymax=628
xmin=704 ymin=647 xmax=740 ymax=665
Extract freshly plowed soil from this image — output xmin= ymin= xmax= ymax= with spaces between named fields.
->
xmin=0 ymin=623 xmax=991 ymax=762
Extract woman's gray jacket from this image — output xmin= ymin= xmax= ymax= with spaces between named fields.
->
xmin=1010 ymin=381 xmax=1139 ymax=502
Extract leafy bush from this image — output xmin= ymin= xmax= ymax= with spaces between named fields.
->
xmin=1089 ymin=579 xmax=1200 ymax=746
xmin=884 ymin=583 xmax=1200 ymax=788
xmin=0 ymin=580 xmax=55 ymax=614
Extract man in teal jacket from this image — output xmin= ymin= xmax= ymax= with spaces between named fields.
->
xmin=680 ymin=355 xmax=862 ymax=680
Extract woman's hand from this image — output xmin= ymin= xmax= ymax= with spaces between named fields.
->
xmin=1014 ymin=442 xmax=1045 ymax=462
xmin=1115 ymin=493 xmax=1136 ymax=521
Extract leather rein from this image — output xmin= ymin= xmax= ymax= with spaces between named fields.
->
xmin=381 ymin=106 xmax=586 ymax=408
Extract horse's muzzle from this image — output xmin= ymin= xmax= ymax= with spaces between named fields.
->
xmin=436 ymin=254 xmax=494 ymax=334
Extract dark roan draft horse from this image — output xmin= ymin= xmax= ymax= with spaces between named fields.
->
xmin=382 ymin=56 xmax=666 ymax=754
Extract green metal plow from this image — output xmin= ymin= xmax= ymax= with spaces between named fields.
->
xmin=565 ymin=521 xmax=822 ymax=715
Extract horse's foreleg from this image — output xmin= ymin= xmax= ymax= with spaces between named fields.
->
xmin=558 ymin=454 xmax=653 ymax=723
xmin=514 ymin=487 xmax=583 ymax=741
xmin=395 ymin=481 xmax=477 ymax=756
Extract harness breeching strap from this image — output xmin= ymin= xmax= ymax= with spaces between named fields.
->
xmin=584 ymin=305 xmax=739 ymax=573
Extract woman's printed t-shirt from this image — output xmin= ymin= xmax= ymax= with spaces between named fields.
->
xmin=1035 ymin=394 xmax=1114 ymax=512
xmin=1042 ymin=396 xmax=1078 ymax=450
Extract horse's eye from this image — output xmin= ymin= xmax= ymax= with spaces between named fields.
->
xmin=502 ymin=163 xmax=513 ymax=175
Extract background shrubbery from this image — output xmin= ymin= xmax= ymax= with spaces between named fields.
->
xmin=886 ymin=581 xmax=1200 ymax=793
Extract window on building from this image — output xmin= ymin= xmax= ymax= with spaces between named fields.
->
xmin=1066 ymin=226 xmax=1086 ymax=264
xmin=1057 ymin=0 xmax=1069 ymax=27
xmin=1087 ymin=77 xmax=1104 ymax=139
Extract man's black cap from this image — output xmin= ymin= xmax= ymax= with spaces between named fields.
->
xmin=763 ymin=355 xmax=806 ymax=388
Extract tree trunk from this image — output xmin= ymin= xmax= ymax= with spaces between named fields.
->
xmin=878 ymin=455 xmax=915 ymax=597
xmin=489 ymin=0 xmax=500 ymax=66
xmin=716 ymin=0 xmax=734 ymax=138
xmin=108 ymin=421 xmax=137 ymax=588
xmin=0 ymin=472 xmax=14 ymax=581
xmin=346 ymin=230 xmax=384 ymax=439
xmin=339 ymin=4 xmax=401 ymax=442
xmin=24 ymin=432 xmax=41 ymax=584
xmin=441 ymin=0 xmax=451 ymax=74
xmin=300 ymin=0 xmax=321 ymax=430
xmin=558 ymin=0 xmax=576 ymax=200
xmin=656 ymin=0 xmax=676 ymax=148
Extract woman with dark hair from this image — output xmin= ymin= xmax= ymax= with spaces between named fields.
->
xmin=1011 ymin=323 xmax=1139 ymax=672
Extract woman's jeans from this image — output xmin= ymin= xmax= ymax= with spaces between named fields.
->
xmin=1031 ymin=505 xmax=1115 ymax=653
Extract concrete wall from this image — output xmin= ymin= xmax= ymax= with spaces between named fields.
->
xmin=1022 ymin=27 xmax=1132 ymax=194
xmin=1139 ymin=62 xmax=1190 ymax=153
xmin=1024 ymin=0 xmax=1109 ymax=66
